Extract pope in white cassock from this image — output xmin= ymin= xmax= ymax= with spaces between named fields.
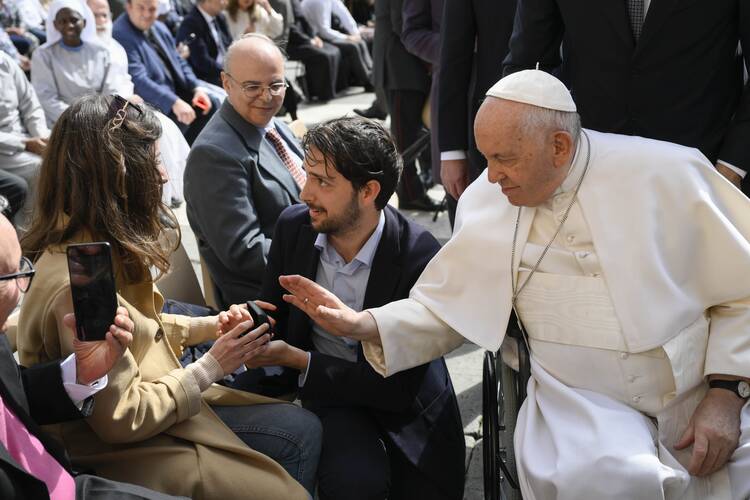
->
xmin=278 ymin=70 xmax=750 ymax=500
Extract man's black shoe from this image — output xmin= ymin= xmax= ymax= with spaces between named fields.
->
xmin=353 ymin=105 xmax=387 ymax=120
xmin=399 ymin=195 xmax=441 ymax=211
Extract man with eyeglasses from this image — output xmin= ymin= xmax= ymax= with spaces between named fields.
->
xmin=0 ymin=215 xmax=187 ymax=498
xmin=185 ymin=34 xmax=306 ymax=308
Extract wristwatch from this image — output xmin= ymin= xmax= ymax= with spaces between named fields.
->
xmin=708 ymin=379 xmax=750 ymax=399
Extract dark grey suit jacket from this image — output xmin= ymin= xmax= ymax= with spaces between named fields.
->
xmin=373 ymin=0 xmax=430 ymax=93
xmin=184 ymin=100 xmax=302 ymax=308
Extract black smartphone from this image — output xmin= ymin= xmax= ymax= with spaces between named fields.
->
xmin=66 ymin=242 xmax=118 ymax=342
xmin=244 ymin=301 xmax=273 ymax=336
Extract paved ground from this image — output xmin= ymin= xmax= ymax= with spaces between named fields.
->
xmin=172 ymin=88 xmax=488 ymax=499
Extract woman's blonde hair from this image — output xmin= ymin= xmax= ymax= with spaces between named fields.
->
xmin=226 ymin=0 xmax=256 ymax=23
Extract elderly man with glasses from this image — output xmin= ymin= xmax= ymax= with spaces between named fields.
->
xmin=185 ymin=34 xmax=305 ymax=309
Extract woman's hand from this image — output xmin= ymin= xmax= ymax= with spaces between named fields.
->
xmin=208 ymin=320 xmax=272 ymax=375
xmin=67 ymin=306 xmax=133 ymax=384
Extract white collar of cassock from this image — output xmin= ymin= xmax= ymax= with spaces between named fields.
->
xmin=554 ymin=133 xmax=589 ymax=195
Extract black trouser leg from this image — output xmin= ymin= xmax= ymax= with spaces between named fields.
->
xmin=388 ymin=89 xmax=428 ymax=203
xmin=312 ymin=406 xmax=390 ymax=500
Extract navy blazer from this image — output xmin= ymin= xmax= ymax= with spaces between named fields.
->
xmin=185 ymin=101 xmax=303 ymax=308
xmin=0 ymin=335 xmax=83 ymax=499
xmin=176 ymin=7 xmax=233 ymax=86
xmin=259 ymin=204 xmax=466 ymax=499
xmin=438 ymin=0 xmax=517 ymax=173
xmin=112 ymin=15 xmax=200 ymax=114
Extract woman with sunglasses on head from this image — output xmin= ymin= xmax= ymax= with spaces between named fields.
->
xmin=15 ymin=94 xmax=320 ymax=500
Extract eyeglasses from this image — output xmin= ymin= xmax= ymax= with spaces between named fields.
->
xmin=0 ymin=256 xmax=35 ymax=293
xmin=108 ymin=94 xmax=143 ymax=130
xmin=224 ymin=73 xmax=288 ymax=99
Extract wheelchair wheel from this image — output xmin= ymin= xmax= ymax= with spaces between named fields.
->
xmin=483 ymin=352 xmax=522 ymax=500
xmin=499 ymin=359 xmax=521 ymax=500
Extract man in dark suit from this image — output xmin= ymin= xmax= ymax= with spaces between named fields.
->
xmin=400 ymin=0 xmax=443 ymax=196
xmin=113 ymin=0 xmax=219 ymax=144
xmin=437 ymin=0 xmax=517 ymax=204
xmin=503 ymin=0 xmax=750 ymax=196
xmin=240 ymin=117 xmax=465 ymax=500
xmin=176 ymin=0 xmax=233 ymax=86
xmin=0 ymin=214 xmax=182 ymax=500
xmin=373 ymin=0 xmax=436 ymax=210
xmin=286 ymin=0 xmax=342 ymax=101
xmin=185 ymin=34 xmax=305 ymax=309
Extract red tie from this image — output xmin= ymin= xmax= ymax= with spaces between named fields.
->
xmin=266 ymin=128 xmax=306 ymax=190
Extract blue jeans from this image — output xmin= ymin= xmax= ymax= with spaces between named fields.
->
xmin=212 ymin=404 xmax=322 ymax=495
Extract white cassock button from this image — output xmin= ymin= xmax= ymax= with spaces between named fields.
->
xmin=566 ymin=235 xmax=575 ymax=243
xmin=627 ymin=375 xmax=637 ymax=383
xmin=578 ymin=251 xmax=590 ymax=259
xmin=619 ymin=352 xmax=629 ymax=360
xmin=632 ymin=396 xmax=641 ymax=404
xmin=591 ymin=272 xmax=601 ymax=278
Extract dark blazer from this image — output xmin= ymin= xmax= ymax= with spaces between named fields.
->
xmin=373 ymin=0 xmax=430 ymax=93
xmin=0 ymin=335 xmax=81 ymax=499
xmin=176 ymin=7 xmax=233 ymax=86
xmin=400 ymin=0 xmax=444 ymax=177
xmin=438 ymin=0 xmax=517 ymax=178
xmin=503 ymin=0 xmax=750 ymax=195
xmin=113 ymin=15 xmax=201 ymax=114
xmin=184 ymin=100 xmax=302 ymax=308
xmin=259 ymin=204 xmax=466 ymax=499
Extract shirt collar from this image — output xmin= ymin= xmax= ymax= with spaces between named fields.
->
xmin=197 ymin=5 xmax=215 ymax=23
xmin=557 ymin=130 xmax=589 ymax=194
xmin=314 ymin=211 xmax=386 ymax=269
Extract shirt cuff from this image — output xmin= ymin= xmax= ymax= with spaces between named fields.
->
xmin=717 ymin=160 xmax=747 ymax=179
xmin=297 ymin=352 xmax=312 ymax=387
xmin=440 ymin=150 xmax=467 ymax=161
xmin=60 ymin=354 xmax=108 ymax=408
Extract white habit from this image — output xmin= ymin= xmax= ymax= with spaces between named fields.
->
xmin=363 ymin=129 xmax=750 ymax=499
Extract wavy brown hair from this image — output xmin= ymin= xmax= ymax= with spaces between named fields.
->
xmin=22 ymin=94 xmax=179 ymax=284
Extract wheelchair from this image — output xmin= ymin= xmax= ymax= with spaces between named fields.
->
xmin=482 ymin=313 xmax=531 ymax=500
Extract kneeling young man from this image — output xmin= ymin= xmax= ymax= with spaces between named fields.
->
xmin=240 ymin=117 xmax=465 ymax=500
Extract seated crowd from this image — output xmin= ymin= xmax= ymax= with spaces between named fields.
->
xmin=1 ymin=0 xmax=397 ymax=230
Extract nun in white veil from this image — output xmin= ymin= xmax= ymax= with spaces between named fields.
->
xmin=30 ymin=0 xmax=118 ymax=126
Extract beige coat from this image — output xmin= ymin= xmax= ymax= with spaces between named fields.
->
xmin=17 ymin=244 xmax=309 ymax=500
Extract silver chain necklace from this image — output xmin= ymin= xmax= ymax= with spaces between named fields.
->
xmin=510 ymin=130 xmax=591 ymax=312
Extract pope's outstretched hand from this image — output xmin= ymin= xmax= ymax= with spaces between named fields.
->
xmin=279 ymin=275 xmax=380 ymax=344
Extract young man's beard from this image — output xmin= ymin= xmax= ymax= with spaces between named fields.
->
xmin=312 ymin=192 xmax=361 ymax=236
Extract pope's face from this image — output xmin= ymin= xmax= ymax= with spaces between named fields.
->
xmin=475 ymin=99 xmax=569 ymax=207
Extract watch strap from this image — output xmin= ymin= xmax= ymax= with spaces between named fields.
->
xmin=708 ymin=379 xmax=749 ymax=399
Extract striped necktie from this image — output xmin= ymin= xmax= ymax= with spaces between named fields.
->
xmin=266 ymin=128 xmax=306 ymax=190
xmin=627 ymin=0 xmax=645 ymax=41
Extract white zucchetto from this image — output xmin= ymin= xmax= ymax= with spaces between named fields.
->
xmin=486 ymin=70 xmax=577 ymax=112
